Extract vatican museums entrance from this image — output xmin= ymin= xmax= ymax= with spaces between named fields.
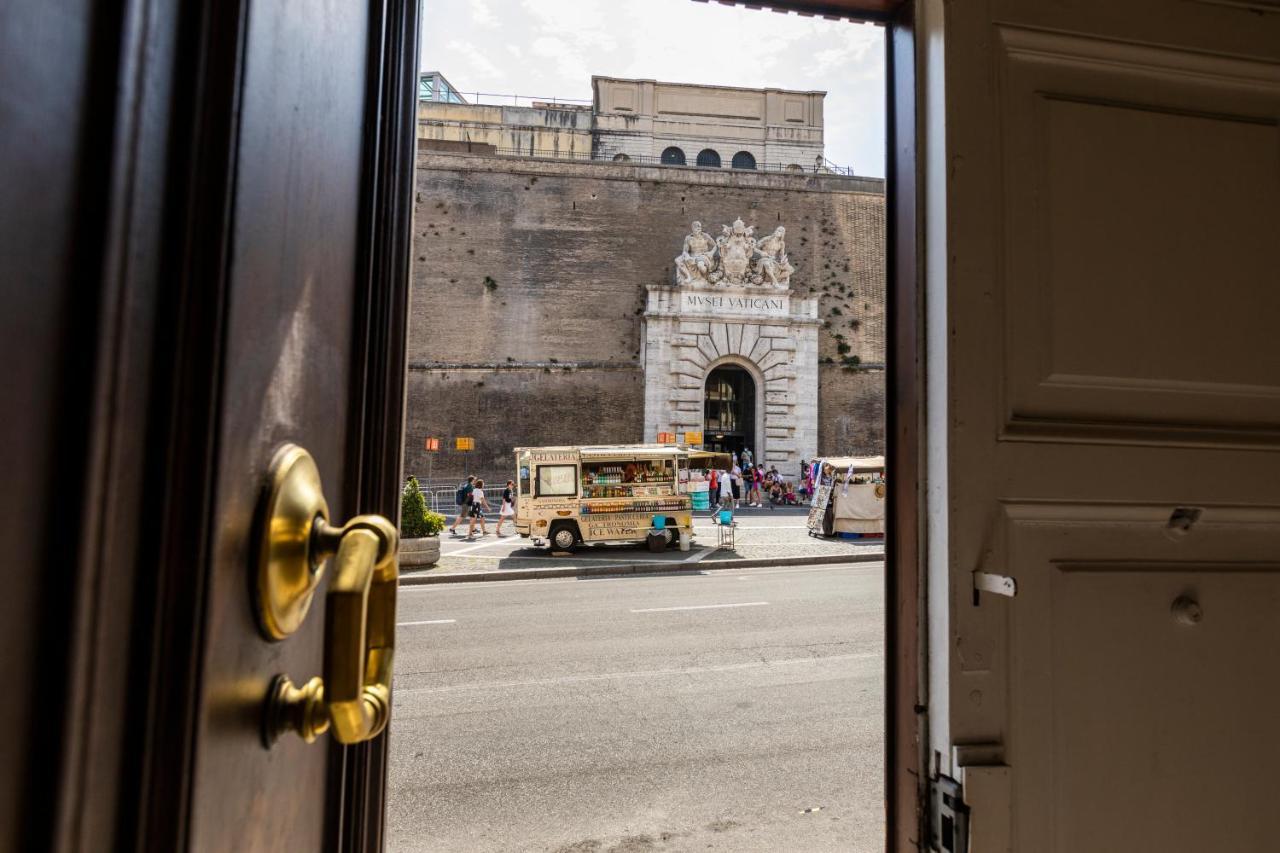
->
xmin=703 ymin=365 xmax=757 ymax=458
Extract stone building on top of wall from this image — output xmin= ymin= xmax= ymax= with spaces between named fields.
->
xmin=416 ymin=72 xmax=853 ymax=175
xmin=590 ymin=76 xmax=827 ymax=173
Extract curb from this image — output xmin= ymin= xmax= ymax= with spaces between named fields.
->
xmin=398 ymin=551 xmax=885 ymax=585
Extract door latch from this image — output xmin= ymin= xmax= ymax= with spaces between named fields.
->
xmin=254 ymin=444 xmax=399 ymax=747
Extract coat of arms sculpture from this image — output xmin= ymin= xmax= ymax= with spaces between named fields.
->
xmin=673 ymin=217 xmax=794 ymax=289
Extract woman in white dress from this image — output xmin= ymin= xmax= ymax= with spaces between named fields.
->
xmin=495 ymin=479 xmax=516 ymax=536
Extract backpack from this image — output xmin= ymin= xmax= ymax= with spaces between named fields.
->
xmin=455 ymin=482 xmax=473 ymax=506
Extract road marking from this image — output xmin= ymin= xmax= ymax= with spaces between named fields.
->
xmin=397 ymin=619 xmax=457 ymax=626
xmin=629 ymin=601 xmax=769 ymax=613
xmin=398 ymin=652 xmax=878 ymax=696
xmin=442 ymin=537 xmax=515 ymax=557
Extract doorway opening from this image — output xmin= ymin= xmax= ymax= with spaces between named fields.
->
xmin=703 ymin=364 xmax=757 ymax=458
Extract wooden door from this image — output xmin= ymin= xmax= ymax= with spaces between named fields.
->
xmin=921 ymin=0 xmax=1280 ymax=849
xmin=0 ymin=1 xmax=419 ymax=851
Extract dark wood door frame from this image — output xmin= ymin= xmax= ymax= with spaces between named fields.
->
xmin=5 ymin=1 xmax=421 ymax=851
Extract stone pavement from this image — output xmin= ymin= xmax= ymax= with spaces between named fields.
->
xmin=406 ymin=506 xmax=884 ymax=582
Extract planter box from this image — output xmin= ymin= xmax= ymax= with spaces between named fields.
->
xmin=399 ymin=535 xmax=440 ymax=568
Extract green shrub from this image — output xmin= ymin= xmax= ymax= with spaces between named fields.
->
xmin=401 ymin=476 xmax=444 ymax=538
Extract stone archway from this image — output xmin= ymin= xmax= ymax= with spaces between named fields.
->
xmin=641 ymin=308 xmax=818 ymax=469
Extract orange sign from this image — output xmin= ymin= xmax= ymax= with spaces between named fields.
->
xmin=455 ymin=437 xmax=474 ymax=451
xmin=657 ymin=431 xmax=677 ymax=444
xmin=424 ymin=437 xmax=440 ymax=452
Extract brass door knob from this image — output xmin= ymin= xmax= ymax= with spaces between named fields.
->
xmin=255 ymin=444 xmax=399 ymax=747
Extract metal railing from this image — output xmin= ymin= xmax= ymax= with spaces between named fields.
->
xmin=489 ymin=146 xmax=857 ymax=176
xmin=426 ymin=91 xmax=593 ymax=109
xmin=407 ymin=476 xmax=511 ymax=515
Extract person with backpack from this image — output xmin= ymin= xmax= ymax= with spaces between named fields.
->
xmin=466 ymin=478 xmax=492 ymax=539
xmin=449 ymin=475 xmax=475 ymax=536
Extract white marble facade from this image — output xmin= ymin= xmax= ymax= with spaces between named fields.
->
xmin=642 ymin=218 xmax=819 ymax=469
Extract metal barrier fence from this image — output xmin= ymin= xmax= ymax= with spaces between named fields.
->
xmin=406 ymin=476 xmax=511 ymax=515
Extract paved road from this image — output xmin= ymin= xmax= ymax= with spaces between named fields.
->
xmin=386 ymin=562 xmax=885 ymax=852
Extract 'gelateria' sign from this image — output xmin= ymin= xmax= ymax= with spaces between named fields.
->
xmin=680 ymin=291 xmax=790 ymax=317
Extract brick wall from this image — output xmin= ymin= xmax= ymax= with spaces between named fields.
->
xmin=405 ymin=151 xmax=885 ymax=479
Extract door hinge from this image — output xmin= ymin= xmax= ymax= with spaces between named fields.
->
xmin=930 ymin=774 xmax=969 ymax=853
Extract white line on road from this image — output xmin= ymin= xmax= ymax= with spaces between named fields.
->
xmin=442 ymin=536 xmax=517 ymax=557
xmin=397 ymin=652 xmax=877 ymax=696
xmin=397 ymin=619 xmax=457 ymax=626
xmin=629 ymin=601 xmax=769 ymax=613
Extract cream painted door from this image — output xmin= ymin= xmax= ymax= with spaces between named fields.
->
xmin=923 ymin=0 xmax=1280 ymax=850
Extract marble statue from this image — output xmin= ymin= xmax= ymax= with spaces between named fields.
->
xmin=712 ymin=218 xmax=756 ymax=285
xmin=673 ymin=216 xmax=794 ymax=289
xmin=753 ymin=225 xmax=794 ymax=289
xmin=674 ymin=221 xmax=719 ymax=286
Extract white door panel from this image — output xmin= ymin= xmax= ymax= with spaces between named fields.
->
xmin=927 ymin=0 xmax=1280 ymax=848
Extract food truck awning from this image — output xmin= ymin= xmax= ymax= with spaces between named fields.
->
xmin=686 ymin=450 xmax=733 ymax=469
xmin=820 ymin=455 xmax=886 ymax=472
xmin=579 ymin=444 xmax=686 ymax=459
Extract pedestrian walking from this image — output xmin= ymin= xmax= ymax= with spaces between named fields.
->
xmin=449 ymin=475 xmax=475 ymax=535
xmin=466 ymin=478 xmax=491 ymax=539
xmin=495 ymin=479 xmax=516 ymax=536
xmin=730 ymin=462 xmax=742 ymax=510
xmin=717 ymin=467 xmax=733 ymax=517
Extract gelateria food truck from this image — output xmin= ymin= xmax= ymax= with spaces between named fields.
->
xmin=514 ymin=445 xmax=704 ymax=552
xmin=805 ymin=455 xmax=887 ymax=538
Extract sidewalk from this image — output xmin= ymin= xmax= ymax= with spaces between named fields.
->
xmin=402 ymin=507 xmax=885 ymax=584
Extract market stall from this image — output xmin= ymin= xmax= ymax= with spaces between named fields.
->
xmin=805 ymin=455 xmax=886 ymax=538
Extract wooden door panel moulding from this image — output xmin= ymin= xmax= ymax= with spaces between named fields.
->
xmin=333 ymin=0 xmax=422 ymax=851
xmin=130 ymin=1 xmax=254 ymax=851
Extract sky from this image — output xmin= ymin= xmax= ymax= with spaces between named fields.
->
xmin=420 ymin=0 xmax=885 ymax=176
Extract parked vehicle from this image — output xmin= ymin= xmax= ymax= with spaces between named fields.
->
xmin=514 ymin=444 xmax=713 ymax=552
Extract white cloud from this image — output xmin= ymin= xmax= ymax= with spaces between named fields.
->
xmin=470 ymin=0 xmax=500 ymax=28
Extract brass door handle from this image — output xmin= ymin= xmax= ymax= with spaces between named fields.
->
xmin=255 ymin=444 xmax=399 ymax=747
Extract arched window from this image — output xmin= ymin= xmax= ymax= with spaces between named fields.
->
xmin=731 ymin=151 xmax=757 ymax=170
xmin=785 ymin=163 xmax=804 ymax=172
xmin=612 ymin=153 xmax=630 ymax=162
xmin=660 ymin=146 xmax=686 ymax=166
xmin=696 ymin=149 xmax=721 ymax=168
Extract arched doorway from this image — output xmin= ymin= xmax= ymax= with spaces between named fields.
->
xmin=703 ymin=365 xmax=757 ymax=459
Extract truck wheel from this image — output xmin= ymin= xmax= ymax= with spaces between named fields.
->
xmin=549 ymin=523 xmax=578 ymax=553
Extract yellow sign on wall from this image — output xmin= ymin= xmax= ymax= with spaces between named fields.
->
xmin=455 ymin=437 xmax=474 ymax=451
xmin=682 ymin=431 xmax=703 ymax=445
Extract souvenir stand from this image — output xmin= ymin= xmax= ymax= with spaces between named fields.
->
xmin=805 ymin=455 xmax=886 ymax=538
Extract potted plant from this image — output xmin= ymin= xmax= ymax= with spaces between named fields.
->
xmin=399 ymin=475 xmax=445 ymax=567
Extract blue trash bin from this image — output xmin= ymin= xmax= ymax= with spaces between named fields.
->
xmin=718 ymin=509 xmax=732 ymax=525
xmin=652 ymin=515 xmax=666 ymax=529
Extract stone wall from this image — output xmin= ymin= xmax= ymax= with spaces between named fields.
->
xmin=405 ymin=151 xmax=885 ymax=480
